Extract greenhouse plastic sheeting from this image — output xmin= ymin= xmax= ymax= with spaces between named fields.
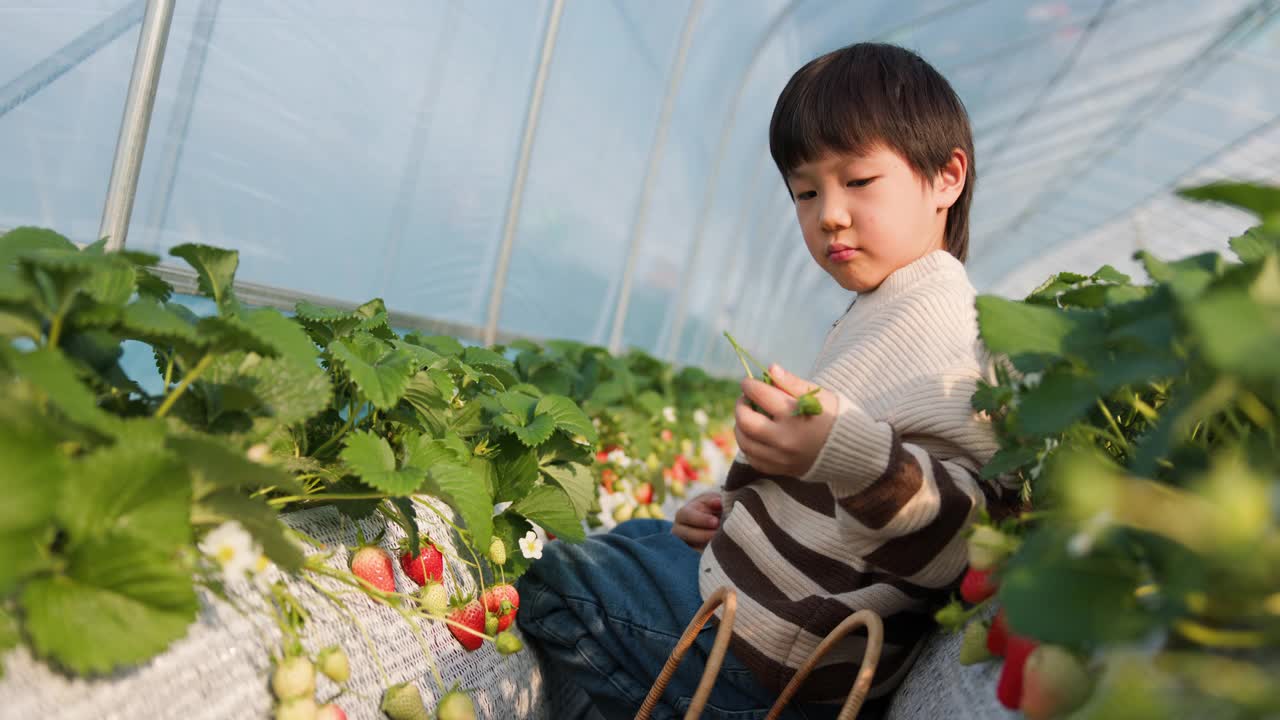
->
xmin=3 ymin=0 xmax=1280 ymax=378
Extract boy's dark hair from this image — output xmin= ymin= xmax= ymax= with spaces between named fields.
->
xmin=769 ymin=42 xmax=976 ymax=262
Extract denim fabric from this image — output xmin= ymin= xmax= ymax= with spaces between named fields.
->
xmin=516 ymin=519 xmax=875 ymax=720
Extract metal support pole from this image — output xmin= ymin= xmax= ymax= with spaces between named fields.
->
xmin=99 ymin=0 xmax=175 ymax=251
xmin=483 ymin=0 xmax=566 ymax=347
xmin=605 ymin=0 xmax=705 ymax=354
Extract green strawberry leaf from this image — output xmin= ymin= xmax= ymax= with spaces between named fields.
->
xmin=59 ymin=442 xmax=191 ymax=552
xmin=494 ymin=446 xmax=540 ymax=504
xmin=404 ymin=333 xmax=464 ymax=357
xmin=241 ymin=307 xmax=317 ymax=366
xmin=21 ymin=534 xmax=198 ymax=675
xmin=975 ymin=295 xmax=1106 ymax=373
xmin=195 ymin=490 xmax=305 ymax=572
xmin=168 ymin=435 xmax=303 ymax=496
xmin=135 ymin=267 xmax=174 ymax=302
xmin=511 ymin=484 xmax=584 ymax=543
xmin=328 ymin=335 xmax=415 ymax=410
xmin=240 ymin=354 xmax=332 ymax=427
xmin=0 ymin=404 xmax=67 ymax=594
xmin=340 ymin=430 xmax=422 ymax=495
xmin=493 ymin=411 xmax=556 ymax=447
xmin=536 ymin=394 xmax=599 ymax=442
xmin=980 ymin=446 xmax=1039 ymax=481
xmin=118 ymin=298 xmax=207 ymax=358
xmin=403 ymin=431 xmax=468 ymax=471
xmin=0 ymin=308 xmax=42 ymax=340
xmin=169 ymin=243 xmax=239 ymax=313
xmin=1136 ymin=251 xmax=1224 ymax=301
xmin=8 ymin=347 xmax=122 ymax=437
xmin=1000 ymin=528 xmax=1155 ymax=646
xmin=540 ymin=462 xmax=595 ymax=519
xmin=423 ymin=463 xmax=493 ymax=550
xmin=1176 ymin=182 xmax=1280 ymax=223
xmin=0 ymin=605 xmax=17 ymax=672
xmin=1227 ymin=225 xmax=1280 ymax=264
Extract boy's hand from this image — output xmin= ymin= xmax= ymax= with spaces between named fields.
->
xmin=672 ymin=491 xmax=723 ymax=551
xmin=735 ymin=364 xmax=838 ymax=478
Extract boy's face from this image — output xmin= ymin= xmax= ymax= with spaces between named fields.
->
xmin=785 ymin=145 xmax=965 ymax=293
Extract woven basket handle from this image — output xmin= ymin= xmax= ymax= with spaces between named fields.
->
xmin=764 ymin=609 xmax=885 ymax=720
xmin=635 ymin=586 xmax=738 ymax=720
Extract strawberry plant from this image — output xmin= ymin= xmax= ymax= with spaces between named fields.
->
xmin=951 ymin=182 xmax=1280 ymax=718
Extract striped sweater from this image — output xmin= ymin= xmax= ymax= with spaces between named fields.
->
xmin=698 ymin=250 xmax=1020 ymax=703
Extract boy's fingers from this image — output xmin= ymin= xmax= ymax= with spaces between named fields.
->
xmin=740 ymin=378 xmax=795 ymax=418
xmin=735 ymin=396 xmax=779 ymax=444
xmin=768 ymin=364 xmax=819 ymax=398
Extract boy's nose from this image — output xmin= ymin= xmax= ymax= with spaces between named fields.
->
xmin=819 ymin=203 xmax=852 ymax=232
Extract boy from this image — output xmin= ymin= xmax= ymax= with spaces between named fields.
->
xmin=517 ymin=43 xmax=1018 ymax=720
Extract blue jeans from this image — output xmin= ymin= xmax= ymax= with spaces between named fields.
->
xmin=516 ymin=519 xmax=857 ymax=720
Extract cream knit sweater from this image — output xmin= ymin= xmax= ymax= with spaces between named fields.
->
xmin=698 ymin=250 xmax=1019 ymax=702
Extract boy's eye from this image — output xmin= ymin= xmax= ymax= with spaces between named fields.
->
xmin=794 ymin=190 xmax=817 ymax=201
xmin=847 ymin=178 xmax=874 ymax=188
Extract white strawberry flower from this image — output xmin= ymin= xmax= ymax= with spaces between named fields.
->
xmin=595 ymin=488 xmax=628 ymax=531
xmin=199 ymin=521 xmax=260 ymax=582
xmin=693 ymin=409 xmax=709 ymax=428
xmin=519 ymin=530 xmax=544 ymax=560
xmin=606 ymin=449 xmax=633 ymax=468
xmin=662 ymin=406 xmax=677 ymax=424
xmin=246 ymin=443 xmax=271 ymax=464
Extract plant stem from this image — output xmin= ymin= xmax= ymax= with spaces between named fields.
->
xmin=162 ymin=352 xmax=175 ymax=389
xmin=268 ymin=492 xmax=388 ymax=507
xmin=311 ymin=403 xmax=363 ymax=458
xmin=722 ymin=331 xmax=762 ymax=379
xmin=1096 ymin=398 xmax=1130 ymax=452
xmin=155 ymin=353 xmax=214 ymax=417
xmin=304 ymin=574 xmax=390 ymax=685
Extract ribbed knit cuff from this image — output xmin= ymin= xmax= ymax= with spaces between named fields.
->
xmin=799 ymin=391 xmax=894 ymax=496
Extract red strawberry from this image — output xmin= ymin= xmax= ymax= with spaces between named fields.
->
xmin=446 ymin=598 xmax=487 ymax=651
xmin=635 ymin=482 xmax=654 ymax=505
xmin=596 ymin=450 xmax=610 ymax=464
xmin=601 ymin=468 xmax=617 ymax=493
xmin=660 ymin=429 xmax=674 ymax=442
xmin=987 ymin=608 xmax=1010 ymax=657
xmin=996 ymin=634 xmax=1039 ymax=710
xmin=481 ymin=584 xmax=520 ymax=632
xmin=316 ymin=704 xmax=348 ymax=720
xmin=959 ymin=567 xmax=998 ymax=604
xmin=398 ymin=538 xmax=444 ymax=587
xmin=351 ymin=545 xmax=395 ymax=598
xmin=1021 ymin=645 xmax=1091 ymax=720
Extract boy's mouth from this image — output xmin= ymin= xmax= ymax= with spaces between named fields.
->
xmin=827 ymin=244 xmax=858 ymax=263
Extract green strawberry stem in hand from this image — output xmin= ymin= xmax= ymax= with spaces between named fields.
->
xmin=792 ymin=388 xmax=822 ymax=416
xmin=725 ymin=331 xmax=823 ymax=418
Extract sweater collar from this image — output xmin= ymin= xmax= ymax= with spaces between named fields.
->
xmin=860 ymin=250 xmax=964 ymax=301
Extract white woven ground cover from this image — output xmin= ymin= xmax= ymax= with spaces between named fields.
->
xmin=0 ymin=500 xmax=547 ymax=720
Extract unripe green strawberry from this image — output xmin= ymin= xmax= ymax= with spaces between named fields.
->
xmin=484 ymin=612 xmax=499 ymax=636
xmin=1021 ymin=645 xmax=1092 ymax=720
xmin=435 ymin=688 xmax=477 ymax=720
xmin=612 ymin=504 xmax=634 ymax=523
xmin=958 ymin=621 xmax=993 ymax=665
xmin=488 ymin=537 xmax=507 ymax=566
xmin=495 ymin=630 xmax=524 ymax=655
xmin=276 ymin=697 xmax=317 ymax=720
xmin=634 ymin=503 xmax=653 ymax=520
xmin=272 ymin=655 xmax=316 ymax=700
xmin=316 ymin=646 xmax=349 ymax=684
xmin=419 ymin=581 xmax=449 ymax=616
xmin=968 ymin=525 xmax=1018 ymax=571
xmin=382 ymin=682 xmax=429 ymax=720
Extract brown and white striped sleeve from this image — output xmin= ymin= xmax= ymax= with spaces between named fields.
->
xmin=799 ymin=372 xmax=996 ymax=588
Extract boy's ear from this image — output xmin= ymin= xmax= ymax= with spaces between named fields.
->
xmin=933 ymin=148 xmax=968 ymax=211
